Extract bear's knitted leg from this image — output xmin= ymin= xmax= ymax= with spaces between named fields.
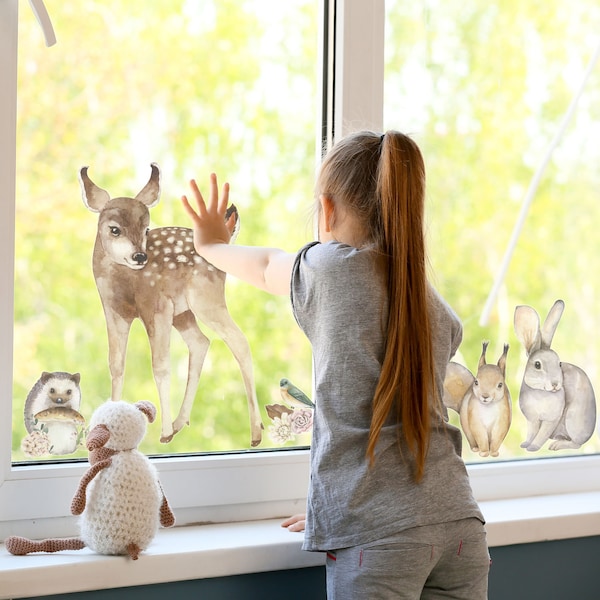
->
xmin=126 ymin=542 xmax=142 ymax=560
xmin=5 ymin=536 xmax=85 ymax=555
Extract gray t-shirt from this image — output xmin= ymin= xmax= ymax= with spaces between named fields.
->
xmin=291 ymin=241 xmax=484 ymax=552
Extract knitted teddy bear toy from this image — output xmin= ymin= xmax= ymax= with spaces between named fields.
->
xmin=6 ymin=400 xmax=175 ymax=560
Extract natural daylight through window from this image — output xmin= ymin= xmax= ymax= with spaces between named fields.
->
xmin=1 ymin=0 xmax=599 ymax=542
xmin=11 ymin=0 xmax=316 ymax=463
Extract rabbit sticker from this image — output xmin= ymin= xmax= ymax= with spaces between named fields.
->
xmin=443 ymin=342 xmax=512 ymax=457
xmin=514 ymin=299 xmax=597 ymax=452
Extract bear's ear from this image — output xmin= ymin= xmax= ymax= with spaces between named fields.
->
xmin=135 ymin=401 xmax=156 ymax=423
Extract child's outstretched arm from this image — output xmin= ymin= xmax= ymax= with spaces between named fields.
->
xmin=181 ymin=174 xmax=295 ymax=296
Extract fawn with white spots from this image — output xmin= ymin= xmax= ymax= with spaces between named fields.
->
xmin=79 ymin=163 xmax=263 ymax=446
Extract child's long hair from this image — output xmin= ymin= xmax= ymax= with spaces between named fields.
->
xmin=317 ymin=130 xmax=434 ymax=482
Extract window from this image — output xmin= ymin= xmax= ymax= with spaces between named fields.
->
xmin=1 ymin=0 xmax=599 ymax=542
xmin=12 ymin=0 xmax=316 ymax=461
xmin=2 ymin=0 xmax=320 ymax=538
xmin=384 ymin=0 xmax=600 ymax=463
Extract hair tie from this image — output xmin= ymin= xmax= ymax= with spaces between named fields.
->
xmin=380 ymin=133 xmax=385 ymax=142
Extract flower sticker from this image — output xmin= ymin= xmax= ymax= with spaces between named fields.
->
xmin=290 ymin=408 xmax=313 ymax=434
xmin=20 ymin=429 xmax=52 ymax=457
xmin=268 ymin=412 xmax=295 ymax=445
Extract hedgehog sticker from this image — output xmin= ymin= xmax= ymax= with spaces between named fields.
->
xmin=20 ymin=371 xmax=86 ymax=457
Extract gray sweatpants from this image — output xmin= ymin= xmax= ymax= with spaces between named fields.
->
xmin=325 ymin=518 xmax=490 ymax=599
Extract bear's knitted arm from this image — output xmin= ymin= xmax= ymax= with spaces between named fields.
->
xmin=159 ymin=483 xmax=175 ymax=527
xmin=70 ymin=458 xmax=112 ymax=515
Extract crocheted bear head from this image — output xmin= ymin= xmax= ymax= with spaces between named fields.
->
xmin=89 ymin=400 xmax=156 ymax=451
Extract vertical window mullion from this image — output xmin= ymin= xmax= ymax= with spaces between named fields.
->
xmin=0 ymin=0 xmax=18 ymax=484
xmin=333 ymin=0 xmax=385 ymax=138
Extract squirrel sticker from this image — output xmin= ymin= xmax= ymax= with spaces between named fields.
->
xmin=7 ymin=400 xmax=175 ymax=559
xmin=443 ymin=341 xmax=512 ymax=458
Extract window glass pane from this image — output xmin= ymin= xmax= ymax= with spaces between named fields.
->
xmin=13 ymin=0 xmax=316 ymax=462
xmin=384 ymin=0 xmax=600 ymax=461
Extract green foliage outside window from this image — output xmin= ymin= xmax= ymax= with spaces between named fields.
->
xmin=13 ymin=0 xmax=316 ymax=458
xmin=384 ymin=0 xmax=600 ymax=460
xmin=13 ymin=0 xmax=600 ymax=462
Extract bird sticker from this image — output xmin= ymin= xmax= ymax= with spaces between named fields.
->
xmin=279 ymin=378 xmax=315 ymax=409
xmin=265 ymin=378 xmax=314 ymax=445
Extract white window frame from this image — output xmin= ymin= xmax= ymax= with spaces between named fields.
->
xmin=1 ymin=0 xmax=599 ymax=542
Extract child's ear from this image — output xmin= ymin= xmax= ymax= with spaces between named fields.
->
xmin=319 ymin=195 xmax=334 ymax=232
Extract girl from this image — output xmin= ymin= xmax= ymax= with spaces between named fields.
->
xmin=181 ymin=130 xmax=489 ymax=599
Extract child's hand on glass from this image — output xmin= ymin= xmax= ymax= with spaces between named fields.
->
xmin=181 ymin=173 xmax=237 ymax=253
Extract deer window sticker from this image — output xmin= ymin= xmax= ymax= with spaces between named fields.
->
xmin=79 ymin=163 xmax=263 ymax=447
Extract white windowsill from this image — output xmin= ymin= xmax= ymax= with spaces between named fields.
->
xmin=1 ymin=491 xmax=600 ymax=599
